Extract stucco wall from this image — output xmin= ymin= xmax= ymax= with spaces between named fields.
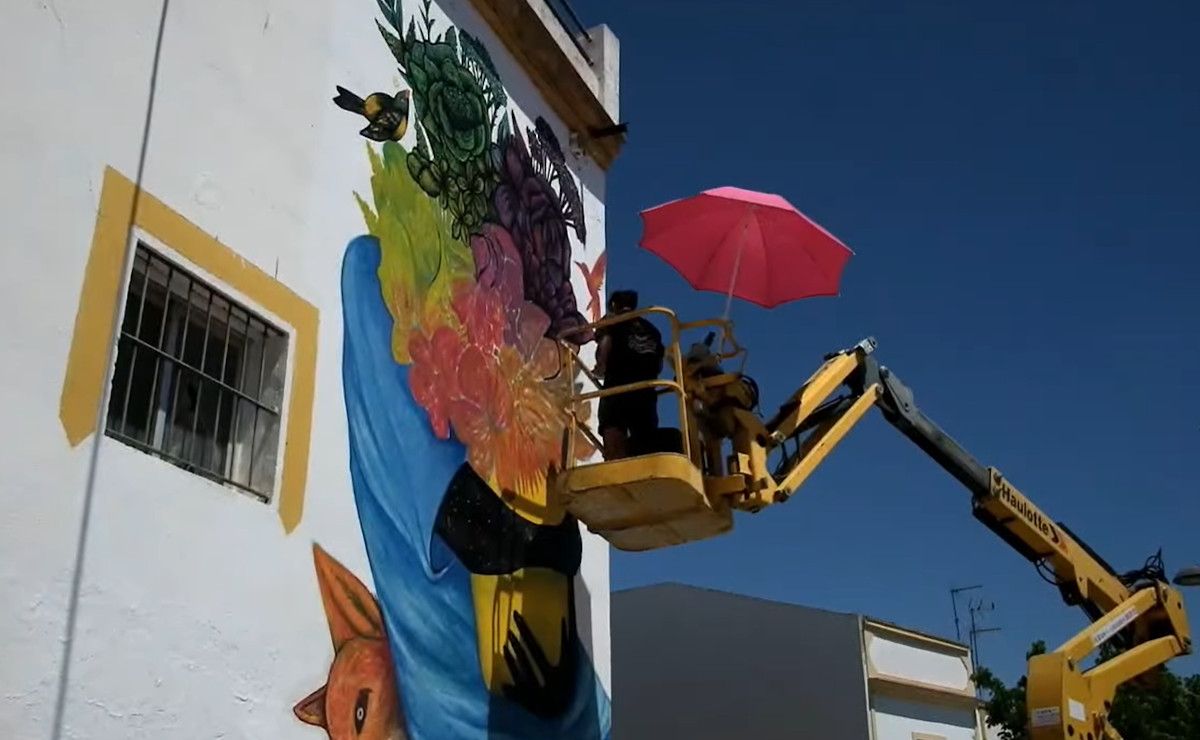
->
xmin=0 ymin=1 xmax=612 ymax=738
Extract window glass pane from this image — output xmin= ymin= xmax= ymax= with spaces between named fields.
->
xmin=210 ymin=388 xmax=235 ymax=475
xmin=185 ymin=381 xmax=218 ymax=473
xmin=120 ymin=250 xmax=149 ymax=337
xmin=227 ymin=399 xmax=258 ymax=489
xmin=162 ymin=367 xmax=201 ymax=465
xmin=225 ymin=306 xmax=250 ymax=387
xmin=203 ymin=295 xmax=232 ymax=378
xmin=249 ymin=411 xmax=280 ymax=496
xmin=181 ymin=285 xmax=212 ymax=369
xmin=146 ymin=353 xmax=177 ymax=449
xmin=260 ymin=330 xmax=289 ymax=411
xmin=240 ymin=318 xmax=266 ymax=399
xmin=137 ymin=273 xmax=167 ymax=345
xmin=162 ymin=273 xmax=191 ymax=358
xmin=106 ymin=336 xmax=135 ymax=433
xmin=120 ymin=346 xmax=161 ymax=444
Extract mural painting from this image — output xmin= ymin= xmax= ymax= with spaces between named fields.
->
xmin=576 ymin=251 xmax=607 ymax=323
xmin=332 ymin=86 xmax=412 ymax=143
xmin=294 ymin=545 xmax=406 ymax=739
xmin=300 ymin=0 xmax=611 ymax=737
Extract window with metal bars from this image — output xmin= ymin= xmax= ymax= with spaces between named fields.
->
xmin=104 ymin=243 xmax=290 ymax=501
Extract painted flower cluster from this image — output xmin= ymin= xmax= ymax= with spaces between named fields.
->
xmin=354 ymin=0 xmax=596 ymax=500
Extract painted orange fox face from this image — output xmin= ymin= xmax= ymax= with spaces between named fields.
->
xmin=294 ymin=545 xmax=407 ymax=740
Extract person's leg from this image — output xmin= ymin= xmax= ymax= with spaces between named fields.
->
xmin=597 ymin=395 xmax=629 ymax=460
xmin=602 ymin=425 xmax=628 ymax=460
xmin=625 ymin=388 xmax=659 ymax=454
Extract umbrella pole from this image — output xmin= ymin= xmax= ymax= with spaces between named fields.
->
xmin=721 ymin=216 xmax=750 ymax=322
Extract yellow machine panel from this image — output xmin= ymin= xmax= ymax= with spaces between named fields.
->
xmin=558 ymin=452 xmax=732 ymax=551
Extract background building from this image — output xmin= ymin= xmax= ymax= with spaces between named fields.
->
xmin=613 ymin=583 xmax=988 ymax=740
xmin=1 ymin=0 xmax=621 ymax=737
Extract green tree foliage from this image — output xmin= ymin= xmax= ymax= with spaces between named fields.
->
xmin=973 ymin=641 xmax=1046 ymax=740
xmin=974 ymin=641 xmax=1200 ymax=739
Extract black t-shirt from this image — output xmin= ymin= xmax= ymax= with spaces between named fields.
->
xmin=599 ymin=317 xmax=664 ymax=386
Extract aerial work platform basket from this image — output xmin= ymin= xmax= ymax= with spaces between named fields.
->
xmin=553 ymin=308 xmax=752 ymax=551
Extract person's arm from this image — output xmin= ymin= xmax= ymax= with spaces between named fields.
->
xmin=594 ymin=333 xmax=612 ymax=380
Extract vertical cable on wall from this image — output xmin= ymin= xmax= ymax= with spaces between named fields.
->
xmin=50 ymin=0 xmax=173 ymax=736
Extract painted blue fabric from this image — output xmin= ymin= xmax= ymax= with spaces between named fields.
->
xmin=340 ymin=235 xmax=612 ymax=739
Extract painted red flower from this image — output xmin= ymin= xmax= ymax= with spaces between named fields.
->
xmin=407 ymin=259 xmax=588 ymax=500
xmin=448 ymin=346 xmax=514 ymax=479
xmin=451 ymin=282 xmax=505 ymax=355
xmin=407 ymin=324 xmax=463 ymax=439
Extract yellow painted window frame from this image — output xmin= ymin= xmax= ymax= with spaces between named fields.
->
xmin=59 ymin=166 xmax=319 ymax=533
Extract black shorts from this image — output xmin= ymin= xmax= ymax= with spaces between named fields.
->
xmin=598 ymin=388 xmax=658 ymax=436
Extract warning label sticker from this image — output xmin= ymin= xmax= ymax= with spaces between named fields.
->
xmin=1093 ymin=606 xmax=1138 ymax=648
xmin=1031 ymin=706 xmax=1061 ymax=728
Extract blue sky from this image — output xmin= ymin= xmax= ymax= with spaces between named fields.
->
xmin=572 ymin=0 xmax=1200 ymax=682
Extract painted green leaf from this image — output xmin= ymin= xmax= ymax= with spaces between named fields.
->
xmin=460 ymin=29 xmax=506 ymax=110
xmin=355 ymin=143 xmax=472 ymax=364
xmin=376 ymin=20 xmax=405 ymax=65
xmin=376 ymin=0 xmax=398 ymax=29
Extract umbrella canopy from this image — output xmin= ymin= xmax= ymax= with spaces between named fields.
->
xmin=638 ymin=186 xmax=854 ymax=315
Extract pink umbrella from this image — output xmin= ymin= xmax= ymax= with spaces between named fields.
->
xmin=638 ymin=186 xmax=854 ymax=318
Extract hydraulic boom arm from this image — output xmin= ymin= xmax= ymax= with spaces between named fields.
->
xmin=711 ymin=337 xmax=1192 ymax=739
xmin=555 ymin=311 xmax=1193 ymax=740
xmin=769 ymin=338 xmax=1130 ymax=620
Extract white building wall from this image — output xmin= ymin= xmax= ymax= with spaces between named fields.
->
xmin=0 ymin=1 xmax=613 ymax=738
xmin=871 ymin=694 xmax=980 ymax=740
xmin=1 ymin=1 xmax=165 ymax=731
xmin=868 ymin=632 xmax=975 ymax=690
xmin=864 ymin=622 xmax=983 ymax=740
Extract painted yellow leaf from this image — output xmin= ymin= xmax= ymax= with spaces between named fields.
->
xmin=355 ymin=142 xmax=473 ymax=364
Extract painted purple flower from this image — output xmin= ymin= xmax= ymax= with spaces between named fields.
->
xmin=492 ymin=128 xmax=591 ymax=345
xmin=470 ymin=223 xmax=524 ymax=309
xmin=469 ymin=223 xmax=554 ymax=353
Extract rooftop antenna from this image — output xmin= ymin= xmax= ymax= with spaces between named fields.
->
xmin=968 ymin=598 xmax=1002 ymax=676
xmin=950 ymin=584 xmax=983 ymax=643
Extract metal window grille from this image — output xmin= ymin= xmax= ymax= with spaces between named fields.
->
xmin=104 ymin=243 xmax=289 ymax=501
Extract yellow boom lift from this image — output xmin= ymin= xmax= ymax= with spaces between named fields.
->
xmin=555 ymin=308 xmax=1194 ymax=740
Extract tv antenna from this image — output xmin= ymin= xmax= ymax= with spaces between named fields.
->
xmin=949 ymin=584 xmax=982 ymax=643
xmin=968 ymin=598 xmax=1002 ymax=671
